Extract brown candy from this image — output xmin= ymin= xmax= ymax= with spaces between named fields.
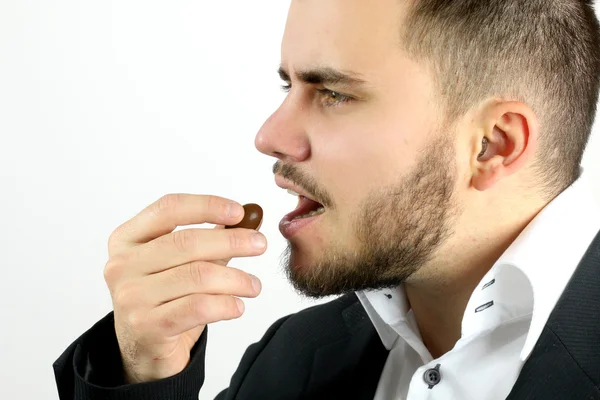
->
xmin=225 ymin=203 xmax=263 ymax=230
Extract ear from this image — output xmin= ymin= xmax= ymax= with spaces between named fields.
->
xmin=471 ymin=100 xmax=539 ymax=191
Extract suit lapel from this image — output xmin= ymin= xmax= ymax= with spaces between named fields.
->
xmin=303 ymin=298 xmax=389 ymax=400
xmin=506 ymin=228 xmax=600 ymax=399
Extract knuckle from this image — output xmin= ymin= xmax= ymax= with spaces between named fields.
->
xmin=172 ymin=229 xmax=197 ymax=253
xmin=227 ymin=269 xmax=250 ymax=292
xmin=104 ymin=257 xmax=124 ymax=287
xmin=107 ymin=230 xmax=119 ymax=251
xmin=113 ymin=281 xmax=137 ymax=308
xmin=113 ymin=281 xmax=148 ymax=311
xmin=206 ymin=194 xmax=231 ymax=218
xmin=241 ymin=274 xmax=254 ymax=293
xmin=188 ymin=295 xmax=207 ymax=322
xmin=205 ymin=195 xmax=220 ymax=216
xmin=107 ymin=226 xmax=126 ymax=254
xmin=154 ymin=193 xmax=183 ymax=217
xmin=228 ymin=230 xmax=248 ymax=250
xmin=127 ymin=310 xmax=145 ymax=332
xmin=187 ymin=261 xmax=210 ymax=288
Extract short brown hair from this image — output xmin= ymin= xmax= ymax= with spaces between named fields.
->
xmin=401 ymin=0 xmax=600 ymax=200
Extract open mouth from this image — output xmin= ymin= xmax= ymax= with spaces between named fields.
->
xmin=279 ymin=189 xmax=326 ymax=238
xmin=287 ymin=195 xmax=325 ymax=221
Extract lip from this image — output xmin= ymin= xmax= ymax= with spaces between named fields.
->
xmin=275 ymin=174 xmax=326 ymax=239
xmin=279 ymin=212 xmax=323 ymax=239
xmin=274 ymin=174 xmax=321 ymax=205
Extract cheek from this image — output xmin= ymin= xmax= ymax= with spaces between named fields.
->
xmin=311 ymin=138 xmax=389 ymax=216
xmin=317 ymin=121 xmax=423 ymax=185
xmin=310 ymin=104 xmax=434 ymax=209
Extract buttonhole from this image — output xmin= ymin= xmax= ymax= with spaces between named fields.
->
xmin=475 ymin=301 xmax=494 ymax=313
xmin=482 ymin=279 xmax=495 ymax=290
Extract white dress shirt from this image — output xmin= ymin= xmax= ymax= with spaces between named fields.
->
xmin=356 ymin=168 xmax=600 ymax=400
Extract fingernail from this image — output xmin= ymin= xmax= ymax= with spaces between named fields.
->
xmin=235 ymin=298 xmax=245 ymax=314
xmin=249 ymin=274 xmax=262 ymax=294
xmin=251 ymin=232 xmax=266 ymax=249
xmin=227 ymin=202 xmax=243 ymax=218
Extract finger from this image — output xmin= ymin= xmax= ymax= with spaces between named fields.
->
xmin=148 ymin=294 xmax=244 ymax=337
xmin=108 ymin=194 xmax=245 ymax=254
xmin=212 ymin=224 xmax=229 ymax=266
xmin=141 ymin=261 xmax=261 ymax=306
xmin=211 ymin=223 xmax=263 ymax=266
xmin=127 ymin=227 xmax=267 ymax=275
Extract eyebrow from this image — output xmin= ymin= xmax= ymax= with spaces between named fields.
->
xmin=278 ymin=65 xmax=369 ymax=89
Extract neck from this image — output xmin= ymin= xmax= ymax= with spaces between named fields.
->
xmin=404 ymin=209 xmax=541 ymax=359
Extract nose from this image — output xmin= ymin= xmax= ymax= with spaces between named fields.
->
xmin=254 ymin=97 xmax=311 ymax=163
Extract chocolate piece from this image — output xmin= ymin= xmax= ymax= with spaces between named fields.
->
xmin=225 ymin=203 xmax=263 ymax=230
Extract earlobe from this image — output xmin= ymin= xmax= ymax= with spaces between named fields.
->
xmin=472 ymin=135 xmax=503 ymax=191
xmin=472 ymin=164 xmax=501 ymax=191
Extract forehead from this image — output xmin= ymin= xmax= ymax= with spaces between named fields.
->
xmin=281 ymin=0 xmax=408 ymax=77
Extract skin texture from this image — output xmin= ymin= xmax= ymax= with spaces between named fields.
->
xmin=254 ymin=0 xmax=546 ymax=358
xmin=105 ymin=195 xmax=267 ymax=383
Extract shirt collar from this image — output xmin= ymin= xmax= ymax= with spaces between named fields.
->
xmin=357 ymin=167 xmax=600 ymax=360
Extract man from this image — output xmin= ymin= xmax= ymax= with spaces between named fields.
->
xmin=54 ymin=0 xmax=600 ymax=399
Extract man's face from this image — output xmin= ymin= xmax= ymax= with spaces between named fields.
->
xmin=255 ymin=0 xmax=464 ymax=297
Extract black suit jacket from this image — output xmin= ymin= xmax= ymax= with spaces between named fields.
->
xmin=54 ymin=229 xmax=600 ymax=400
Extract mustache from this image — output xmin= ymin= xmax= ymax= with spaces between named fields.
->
xmin=273 ymin=161 xmax=331 ymax=208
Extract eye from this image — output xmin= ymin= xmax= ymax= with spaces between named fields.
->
xmin=317 ymin=89 xmax=352 ymax=107
xmin=280 ymin=83 xmax=291 ymax=93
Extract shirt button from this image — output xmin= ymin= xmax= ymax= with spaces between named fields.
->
xmin=423 ymin=363 xmax=442 ymax=389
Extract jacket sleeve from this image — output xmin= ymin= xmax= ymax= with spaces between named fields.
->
xmin=53 ymin=311 xmax=207 ymax=400
xmin=53 ymin=311 xmax=292 ymax=400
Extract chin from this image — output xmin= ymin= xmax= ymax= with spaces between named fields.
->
xmin=281 ymin=242 xmax=311 ymax=272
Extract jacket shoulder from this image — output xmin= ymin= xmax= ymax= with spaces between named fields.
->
xmin=225 ymin=292 xmax=373 ymax=399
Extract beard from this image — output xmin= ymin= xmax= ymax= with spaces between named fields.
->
xmin=280 ymin=132 xmax=463 ymax=298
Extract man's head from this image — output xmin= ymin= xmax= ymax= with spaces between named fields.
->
xmin=254 ymin=0 xmax=600 ymax=297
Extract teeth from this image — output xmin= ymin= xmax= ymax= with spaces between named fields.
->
xmin=291 ymin=207 xmax=325 ymax=221
xmin=287 ymin=189 xmax=300 ymax=196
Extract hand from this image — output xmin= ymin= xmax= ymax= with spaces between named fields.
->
xmin=103 ymin=194 xmax=267 ymax=383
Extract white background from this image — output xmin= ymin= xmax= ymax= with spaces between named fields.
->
xmin=1 ymin=1 xmax=599 ymax=399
